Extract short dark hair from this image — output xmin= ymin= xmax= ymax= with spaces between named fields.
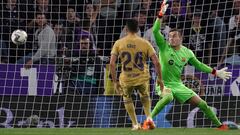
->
xmin=35 ymin=12 xmax=45 ymax=16
xmin=35 ymin=12 xmax=47 ymax=19
xmin=67 ymin=6 xmax=76 ymax=10
xmin=169 ymin=28 xmax=182 ymax=37
xmin=126 ymin=19 xmax=138 ymax=33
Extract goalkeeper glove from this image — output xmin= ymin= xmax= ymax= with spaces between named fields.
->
xmin=158 ymin=0 xmax=169 ymax=18
xmin=212 ymin=67 xmax=232 ymax=81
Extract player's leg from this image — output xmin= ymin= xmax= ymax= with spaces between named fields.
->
xmin=173 ymin=83 xmax=223 ymax=128
xmin=137 ymin=83 xmax=151 ymax=119
xmin=137 ymin=83 xmax=155 ymax=129
xmin=177 ymin=83 xmax=228 ymax=130
xmin=142 ymin=87 xmax=173 ymax=130
xmin=122 ymin=85 xmax=140 ymax=130
xmin=188 ymin=95 xmax=228 ymax=130
xmin=151 ymin=87 xmax=173 ymax=119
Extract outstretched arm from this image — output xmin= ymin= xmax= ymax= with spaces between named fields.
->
xmin=153 ymin=19 xmax=167 ymax=51
xmin=152 ymin=0 xmax=169 ymax=52
xmin=189 ymin=56 xmax=213 ymax=73
xmin=189 ymin=54 xmax=232 ymax=81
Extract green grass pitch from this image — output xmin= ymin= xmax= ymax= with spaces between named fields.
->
xmin=1 ymin=128 xmax=239 ymax=135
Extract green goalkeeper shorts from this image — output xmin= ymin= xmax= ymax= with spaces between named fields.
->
xmin=156 ymin=82 xmax=197 ymax=104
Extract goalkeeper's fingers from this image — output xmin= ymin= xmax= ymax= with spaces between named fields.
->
xmin=220 ymin=67 xmax=228 ymax=71
xmin=220 ymin=67 xmax=232 ymax=81
xmin=224 ymin=71 xmax=232 ymax=80
xmin=158 ymin=0 xmax=169 ymax=18
xmin=225 ymin=71 xmax=232 ymax=77
xmin=163 ymin=0 xmax=168 ymax=5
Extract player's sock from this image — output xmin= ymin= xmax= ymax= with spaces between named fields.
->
xmin=198 ymin=100 xmax=222 ymax=127
xmin=140 ymin=96 xmax=151 ymax=118
xmin=151 ymin=93 xmax=173 ymax=118
xmin=124 ymin=98 xmax=138 ymax=126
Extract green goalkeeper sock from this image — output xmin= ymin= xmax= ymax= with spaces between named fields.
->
xmin=151 ymin=94 xmax=173 ymax=118
xmin=198 ymin=100 xmax=222 ymax=127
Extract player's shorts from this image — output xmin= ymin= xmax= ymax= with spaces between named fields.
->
xmin=165 ymin=82 xmax=197 ymax=104
xmin=121 ymin=82 xmax=149 ymax=99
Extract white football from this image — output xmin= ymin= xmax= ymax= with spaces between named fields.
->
xmin=11 ymin=29 xmax=28 ymax=45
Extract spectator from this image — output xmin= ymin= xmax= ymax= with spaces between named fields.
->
xmin=126 ymin=0 xmax=155 ymax=23
xmin=100 ymin=0 xmax=121 ymax=19
xmin=229 ymin=1 xmax=240 ymax=31
xmin=17 ymin=12 xmax=56 ymax=68
xmin=220 ymin=14 xmax=240 ymax=65
xmin=96 ymin=0 xmax=123 ymax=57
xmin=183 ymin=9 xmax=209 ymax=64
xmin=120 ymin=10 xmax=148 ymax=38
xmin=27 ymin=0 xmax=56 ymax=27
xmin=51 ymin=0 xmax=69 ymax=21
xmin=66 ymin=31 xmax=103 ymax=95
xmin=207 ymin=4 xmax=227 ymax=67
xmin=0 ymin=0 xmax=24 ymax=63
xmin=125 ymin=0 xmax=141 ymax=11
xmin=53 ymin=22 xmax=66 ymax=57
xmin=84 ymin=2 xmax=100 ymax=25
xmin=142 ymin=0 xmax=158 ymax=25
xmin=167 ymin=0 xmax=192 ymax=16
xmin=169 ymin=0 xmax=186 ymax=29
xmin=63 ymin=6 xmax=81 ymax=49
xmin=233 ymin=0 xmax=240 ymax=15
xmin=142 ymin=0 xmax=152 ymax=10
xmin=83 ymin=3 xmax=101 ymax=50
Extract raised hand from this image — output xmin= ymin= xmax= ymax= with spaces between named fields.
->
xmin=216 ymin=67 xmax=232 ymax=81
xmin=158 ymin=0 xmax=169 ymax=18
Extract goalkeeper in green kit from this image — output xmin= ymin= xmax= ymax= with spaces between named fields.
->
xmin=142 ymin=0 xmax=232 ymax=130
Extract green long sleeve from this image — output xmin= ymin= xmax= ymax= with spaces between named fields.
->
xmin=189 ymin=56 xmax=213 ymax=73
xmin=152 ymin=19 xmax=168 ymax=52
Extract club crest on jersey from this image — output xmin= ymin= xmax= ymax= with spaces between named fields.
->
xmin=182 ymin=57 xmax=186 ymax=62
xmin=168 ymin=59 xmax=174 ymax=65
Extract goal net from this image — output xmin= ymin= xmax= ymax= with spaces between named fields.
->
xmin=0 ymin=0 xmax=240 ymax=128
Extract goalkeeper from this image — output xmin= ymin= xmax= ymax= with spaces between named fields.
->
xmin=143 ymin=0 xmax=232 ymax=130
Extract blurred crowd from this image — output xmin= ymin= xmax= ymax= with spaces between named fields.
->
xmin=0 ymin=0 xmax=240 ymax=95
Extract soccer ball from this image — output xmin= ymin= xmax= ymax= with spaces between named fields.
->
xmin=11 ymin=29 xmax=28 ymax=45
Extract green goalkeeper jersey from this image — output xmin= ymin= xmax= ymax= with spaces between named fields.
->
xmin=153 ymin=19 xmax=213 ymax=84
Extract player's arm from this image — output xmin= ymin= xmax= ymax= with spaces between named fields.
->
xmin=150 ymin=54 xmax=164 ymax=91
xmin=109 ymin=54 xmax=117 ymax=83
xmin=152 ymin=0 xmax=169 ymax=51
xmin=110 ymin=41 xmax=122 ymax=94
xmin=189 ymin=52 xmax=232 ymax=81
xmin=32 ymin=30 xmax=55 ymax=63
